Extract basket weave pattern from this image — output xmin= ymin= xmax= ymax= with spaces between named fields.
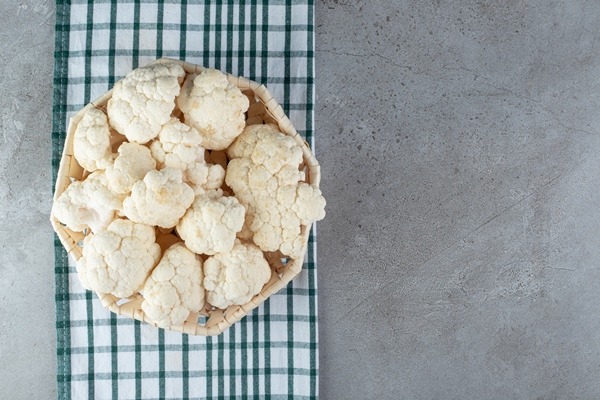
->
xmin=50 ymin=58 xmax=321 ymax=336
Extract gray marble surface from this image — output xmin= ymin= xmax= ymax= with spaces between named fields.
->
xmin=0 ymin=0 xmax=56 ymax=398
xmin=4 ymin=0 xmax=600 ymax=398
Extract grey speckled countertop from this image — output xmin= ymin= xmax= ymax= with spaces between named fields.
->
xmin=4 ymin=1 xmax=600 ymax=398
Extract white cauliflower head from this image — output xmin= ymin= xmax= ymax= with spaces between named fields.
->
xmin=226 ymin=124 xmax=326 ymax=258
xmin=176 ymin=192 xmax=245 ymax=255
xmin=123 ymin=168 xmax=195 ymax=229
xmin=177 ymin=68 xmax=250 ymax=150
xmin=76 ymin=219 xmax=161 ymax=298
xmin=149 ymin=118 xmax=225 ymax=189
xmin=73 ymin=107 xmax=114 ymax=171
xmin=105 ymin=142 xmax=157 ymax=194
xmin=52 ymin=170 xmax=125 ymax=233
xmin=141 ymin=243 xmax=205 ymax=327
xmin=203 ymin=240 xmax=271 ymax=309
xmin=107 ymin=62 xmax=186 ymax=144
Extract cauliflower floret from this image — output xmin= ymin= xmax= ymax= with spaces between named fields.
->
xmin=105 ymin=142 xmax=157 ymax=194
xmin=73 ymin=107 xmax=114 ymax=171
xmin=203 ymin=240 xmax=271 ymax=309
xmin=123 ymin=168 xmax=195 ymax=229
xmin=227 ymin=124 xmax=298 ymax=161
xmin=141 ymin=243 xmax=205 ymax=327
xmin=187 ymin=160 xmax=225 ymax=190
xmin=76 ymin=219 xmax=161 ymax=298
xmin=291 ymin=183 xmax=326 ymax=225
xmin=226 ymin=124 xmax=326 ymax=259
xmin=149 ymin=118 xmax=225 ymax=189
xmin=176 ymin=192 xmax=245 ymax=255
xmin=177 ymin=69 xmax=250 ymax=150
xmin=107 ymin=62 xmax=186 ymax=144
xmin=52 ymin=170 xmax=125 ymax=233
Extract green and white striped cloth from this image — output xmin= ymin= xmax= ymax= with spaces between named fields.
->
xmin=52 ymin=1 xmax=318 ymax=398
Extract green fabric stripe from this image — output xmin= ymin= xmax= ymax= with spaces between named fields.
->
xmin=159 ymin=329 xmax=166 ymax=399
xmin=214 ymin=1 xmax=222 ymax=71
xmin=54 ymin=249 xmax=72 ymax=399
xmin=263 ymin=299 xmax=271 ymax=396
xmin=180 ymin=0 xmax=187 ymax=61
xmin=203 ymin=1 xmax=211 ymax=69
xmin=287 ymin=291 xmax=294 ymax=398
xmin=86 ymin=292 xmax=95 ymax=399
xmin=135 ymin=321 xmax=142 ymax=398
xmin=218 ymin=334 xmax=225 ymax=399
xmin=241 ymin=318 xmax=248 ymax=398
xmin=229 ymin=324 xmax=236 ymax=395
xmin=108 ymin=0 xmax=117 ymax=87
xmin=283 ymin=0 xmax=292 ymax=115
xmin=206 ymin=335 xmax=213 ymax=397
xmin=53 ymin=0 xmax=71 ymax=398
xmin=132 ymin=0 xmax=141 ymax=68
xmin=237 ymin=1 xmax=246 ymax=77
xmin=157 ymin=0 xmax=165 ymax=59
xmin=182 ymin=333 xmax=189 ymax=399
xmin=252 ymin=308 xmax=259 ymax=398
xmin=111 ymin=314 xmax=119 ymax=399
xmin=84 ymin=0 xmax=94 ymax=105
xmin=226 ymin=0 xmax=234 ymax=73
xmin=249 ymin=0 xmax=257 ymax=80
xmin=261 ymin=1 xmax=268 ymax=84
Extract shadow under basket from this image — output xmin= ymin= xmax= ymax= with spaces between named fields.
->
xmin=50 ymin=58 xmax=321 ymax=336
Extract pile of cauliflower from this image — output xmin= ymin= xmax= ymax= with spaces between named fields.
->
xmin=52 ymin=62 xmax=326 ymax=328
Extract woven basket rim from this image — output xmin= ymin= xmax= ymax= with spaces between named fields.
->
xmin=50 ymin=58 xmax=320 ymax=336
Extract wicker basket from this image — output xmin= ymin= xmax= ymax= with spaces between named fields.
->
xmin=50 ymin=58 xmax=321 ymax=336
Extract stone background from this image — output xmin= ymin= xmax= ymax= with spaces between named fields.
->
xmin=3 ymin=1 xmax=600 ymax=398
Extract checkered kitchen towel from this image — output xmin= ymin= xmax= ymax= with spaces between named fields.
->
xmin=52 ymin=1 xmax=318 ymax=398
